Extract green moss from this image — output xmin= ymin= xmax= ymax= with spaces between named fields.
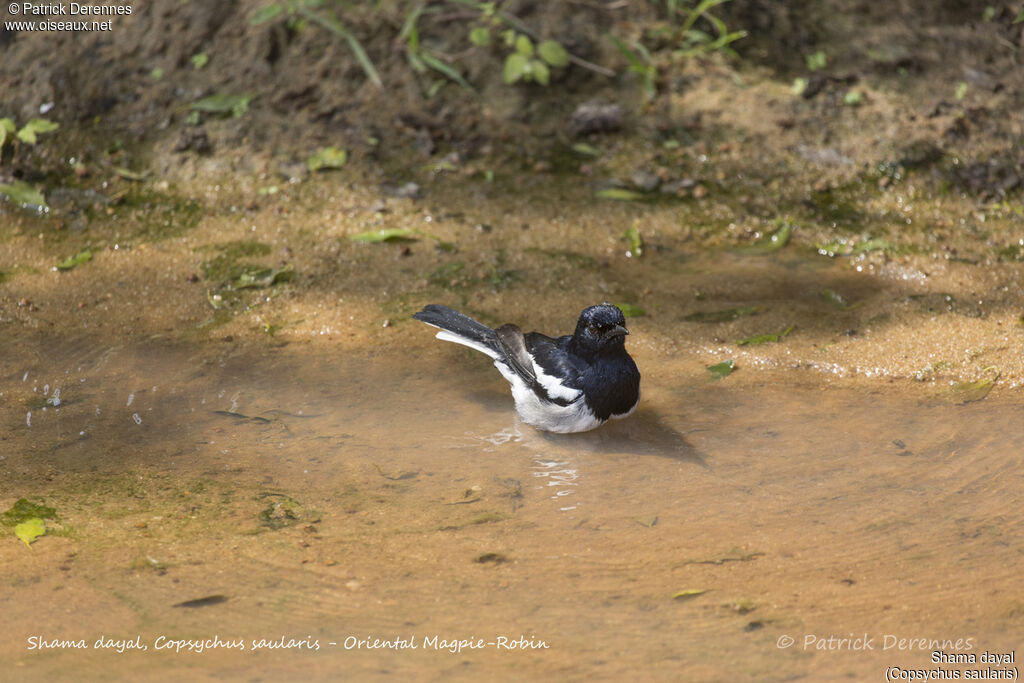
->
xmin=200 ymin=240 xmax=272 ymax=282
xmin=470 ymin=510 xmax=506 ymax=525
xmin=98 ymin=186 xmax=203 ymax=241
xmin=2 ymin=498 xmax=58 ymax=526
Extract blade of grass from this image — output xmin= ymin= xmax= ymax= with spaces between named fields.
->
xmin=293 ymin=3 xmax=382 ymax=89
xmin=420 ymin=53 xmax=477 ymax=95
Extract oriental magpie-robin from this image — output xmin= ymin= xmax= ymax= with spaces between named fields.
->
xmin=412 ymin=304 xmax=640 ymax=433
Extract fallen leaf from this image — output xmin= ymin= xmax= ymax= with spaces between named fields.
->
xmin=732 ymin=222 xmax=792 ymax=255
xmin=191 ymin=94 xmax=254 ymax=117
xmin=15 ymin=518 xmax=46 ymax=547
xmin=736 ymin=325 xmax=794 ymax=346
xmin=596 ymin=188 xmax=645 ymax=201
xmin=113 ymin=167 xmax=148 ymax=181
xmin=306 ymin=147 xmax=348 ymax=172
xmin=952 ymin=367 xmax=999 ymax=404
xmin=672 ymin=589 xmax=707 ymax=600
xmin=232 ymin=265 xmax=294 ymax=289
xmin=348 ymin=228 xmax=417 ymax=243
xmin=617 ymin=303 xmax=646 ymax=317
xmin=623 ymin=224 xmax=643 ymax=257
xmin=0 ymin=180 xmax=47 ymax=208
xmin=173 ymin=595 xmax=229 ymax=608
xmin=57 ymin=250 xmax=93 ymax=271
xmin=707 ymin=359 xmax=735 ymax=380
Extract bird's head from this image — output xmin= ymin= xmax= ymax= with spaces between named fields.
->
xmin=572 ymin=304 xmax=630 ymax=354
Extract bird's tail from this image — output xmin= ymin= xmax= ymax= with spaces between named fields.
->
xmin=412 ymin=304 xmax=502 ymax=360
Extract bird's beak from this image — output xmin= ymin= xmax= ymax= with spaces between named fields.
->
xmin=607 ymin=324 xmax=629 ymax=338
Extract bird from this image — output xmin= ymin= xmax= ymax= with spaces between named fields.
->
xmin=411 ymin=303 xmax=640 ymax=433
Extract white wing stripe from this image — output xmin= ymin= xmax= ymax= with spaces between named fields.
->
xmin=532 ymin=363 xmax=582 ymax=401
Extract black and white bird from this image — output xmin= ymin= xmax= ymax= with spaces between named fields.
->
xmin=412 ymin=304 xmax=641 ymax=433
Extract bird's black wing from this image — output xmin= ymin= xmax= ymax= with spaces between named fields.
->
xmin=496 ymin=327 xmax=577 ymax=407
xmin=494 ymin=324 xmax=538 ymax=384
xmin=522 ymin=333 xmax=585 ymax=402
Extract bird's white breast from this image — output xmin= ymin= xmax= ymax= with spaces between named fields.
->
xmin=495 ymin=362 xmax=601 ymax=433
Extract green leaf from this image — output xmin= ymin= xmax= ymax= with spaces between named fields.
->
xmin=732 ymin=222 xmax=792 ymax=255
xmin=1015 ymin=8 xmax=1024 ymax=23
xmin=191 ymin=94 xmax=254 ymax=118
xmin=805 ymin=51 xmax=827 ymax=71
xmin=736 ymin=325 xmax=794 ymax=346
xmin=819 ymin=289 xmax=856 ymax=309
xmin=532 ymin=59 xmax=550 ymax=85
xmin=816 ymin=240 xmax=850 ymax=257
xmin=791 ymin=77 xmax=808 ymax=96
xmin=0 ymin=117 xmax=14 ymax=153
xmin=15 ymin=518 xmax=46 ymax=547
xmin=150 ymin=67 xmax=164 ymax=81
xmin=853 ymin=238 xmax=891 ymax=254
xmin=608 ymin=34 xmax=644 ymax=69
xmin=348 ymin=228 xmax=418 ymax=243
xmin=684 ymin=306 xmax=763 ymax=323
xmin=596 ymin=188 xmax=645 ymax=201
xmin=250 ymin=3 xmax=283 ymax=25
xmin=420 ymin=53 xmax=476 ymax=94
xmin=672 ymin=589 xmax=707 ymax=600
xmin=16 ymin=118 xmax=59 ymax=145
xmin=515 ymin=34 xmax=534 ymax=56
xmin=57 ymin=250 xmax=93 ymax=271
xmin=817 ymin=238 xmax=890 ymax=257
xmin=616 ymin=303 xmax=645 ymax=317
xmin=306 ymin=146 xmax=348 ymax=172
xmin=191 ymin=53 xmax=209 ymax=70
xmin=637 ymin=515 xmax=658 ymax=527
xmin=954 ymin=82 xmax=968 ymax=100
xmin=623 ymin=224 xmax=643 ymax=257
xmin=952 ymin=367 xmax=999 ymax=404
xmin=844 ymin=90 xmax=864 ymax=106
xmin=113 ymin=166 xmax=148 ymax=181
xmin=469 ymin=26 xmax=491 ymax=46
xmin=707 ymin=359 xmax=735 ymax=380
xmin=233 ymin=265 xmax=294 ymax=289
xmin=0 ymin=180 xmax=47 ymax=208
xmin=503 ymin=53 xmax=530 ymax=84
xmin=571 ymin=143 xmax=600 ymax=157
xmin=537 ymin=40 xmax=569 ymax=67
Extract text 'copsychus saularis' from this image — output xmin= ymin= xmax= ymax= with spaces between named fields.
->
xmin=412 ymin=304 xmax=641 ymax=433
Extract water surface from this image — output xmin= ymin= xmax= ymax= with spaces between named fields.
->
xmin=2 ymin=333 xmax=1020 ymax=681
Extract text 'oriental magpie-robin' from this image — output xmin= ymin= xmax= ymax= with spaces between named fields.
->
xmin=412 ymin=304 xmax=641 ymax=433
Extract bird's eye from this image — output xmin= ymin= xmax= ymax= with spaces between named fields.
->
xmin=587 ymin=324 xmax=599 ymax=335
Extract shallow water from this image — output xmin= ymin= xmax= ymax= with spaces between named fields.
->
xmin=2 ymin=332 xmax=1021 ymax=682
